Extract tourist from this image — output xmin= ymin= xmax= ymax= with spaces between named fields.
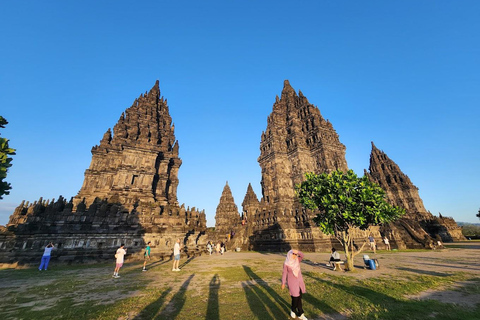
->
xmin=113 ymin=244 xmax=126 ymax=278
xmin=142 ymin=241 xmax=151 ymax=271
xmin=368 ymin=235 xmax=376 ymax=253
xmin=38 ymin=242 xmax=54 ymax=271
xmin=207 ymin=242 xmax=212 ymax=255
xmin=216 ymin=242 xmax=221 ymax=255
xmin=326 ymin=248 xmax=341 ymax=267
xmin=383 ymin=236 xmax=391 ymax=251
xmin=172 ymin=238 xmax=181 ymax=271
xmin=282 ymin=249 xmax=308 ymax=320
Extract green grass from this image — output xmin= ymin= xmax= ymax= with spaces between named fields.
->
xmin=0 ymin=255 xmax=479 ymax=320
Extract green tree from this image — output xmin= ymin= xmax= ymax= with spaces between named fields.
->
xmin=0 ymin=116 xmax=16 ymax=199
xmin=477 ymin=208 xmax=480 ymax=221
xmin=296 ymin=169 xmax=405 ymax=271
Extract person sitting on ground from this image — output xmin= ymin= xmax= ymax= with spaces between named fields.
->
xmin=326 ymin=248 xmax=341 ymax=267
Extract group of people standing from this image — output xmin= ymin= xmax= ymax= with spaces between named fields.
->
xmin=112 ymin=238 xmax=183 ymax=277
xmin=206 ymin=241 xmax=226 ymax=255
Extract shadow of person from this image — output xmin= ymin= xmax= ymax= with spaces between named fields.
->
xmin=145 ymin=259 xmax=170 ymax=269
xmin=134 ymin=287 xmax=172 ymax=320
xmin=179 ymin=256 xmax=196 ymax=269
xmin=205 ymin=274 xmax=220 ymax=320
xmin=155 ymin=273 xmax=195 ymax=319
xmin=242 ymin=265 xmax=290 ymax=319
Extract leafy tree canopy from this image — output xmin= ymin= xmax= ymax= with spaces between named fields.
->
xmin=0 ymin=116 xmax=16 ymax=199
xmin=296 ymin=170 xmax=405 ymax=235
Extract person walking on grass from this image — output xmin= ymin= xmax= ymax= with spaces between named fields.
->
xmin=368 ymin=234 xmax=376 ymax=254
xmin=142 ymin=241 xmax=151 ymax=271
xmin=282 ymin=249 xmax=308 ymax=320
xmin=39 ymin=242 xmax=54 ymax=271
xmin=113 ymin=244 xmax=126 ymax=278
xmin=172 ymin=238 xmax=181 ymax=271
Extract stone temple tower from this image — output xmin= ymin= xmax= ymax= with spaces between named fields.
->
xmin=73 ymin=80 xmax=181 ymax=210
xmin=214 ymin=182 xmax=240 ymax=236
xmin=258 ymin=80 xmax=348 ymax=209
xmin=246 ymin=80 xmax=348 ymax=251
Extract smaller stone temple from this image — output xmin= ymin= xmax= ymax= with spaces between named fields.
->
xmin=214 ymin=182 xmax=240 ymax=237
xmin=365 ymin=142 xmax=464 ymax=248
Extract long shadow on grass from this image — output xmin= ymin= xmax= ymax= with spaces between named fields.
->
xmin=242 ymin=265 xmax=289 ymax=319
xmin=395 ymin=267 xmax=452 ymax=277
xmin=134 ymin=287 xmax=172 ymax=320
xmin=205 ymin=274 xmax=220 ymax=320
xmin=145 ymin=258 xmax=171 ymax=269
xmin=179 ymin=256 xmax=196 ymax=269
xmin=415 ymin=262 xmax=480 ymax=272
xmin=155 ymin=274 xmax=195 ymax=320
xmin=304 ymin=273 xmax=480 ymax=320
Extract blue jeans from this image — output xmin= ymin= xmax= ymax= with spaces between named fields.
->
xmin=39 ymin=255 xmax=51 ymax=270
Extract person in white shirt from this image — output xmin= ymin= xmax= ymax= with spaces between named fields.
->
xmin=326 ymin=248 xmax=341 ymax=267
xmin=172 ymin=239 xmax=181 ymax=271
xmin=39 ymin=242 xmax=54 ymax=271
xmin=113 ymin=244 xmax=127 ymax=278
xmin=383 ymin=237 xmax=391 ymax=251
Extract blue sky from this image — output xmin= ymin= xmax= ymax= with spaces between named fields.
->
xmin=1 ymin=1 xmax=479 ymax=226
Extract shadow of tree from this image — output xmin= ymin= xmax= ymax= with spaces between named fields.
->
xmin=155 ymin=273 xmax=195 ymax=319
xmin=304 ymin=273 xmax=480 ymax=320
xmin=205 ymin=274 xmax=220 ymax=320
xmin=133 ymin=287 xmax=172 ymax=320
xmin=395 ymin=267 xmax=451 ymax=277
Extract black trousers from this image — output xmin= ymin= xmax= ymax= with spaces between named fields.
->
xmin=291 ymin=290 xmax=304 ymax=317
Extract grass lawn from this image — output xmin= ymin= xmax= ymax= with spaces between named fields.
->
xmin=0 ymin=248 xmax=479 ymax=320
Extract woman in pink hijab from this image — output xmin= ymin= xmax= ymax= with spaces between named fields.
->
xmin=282 ymin=249 xmax=308 ymax=320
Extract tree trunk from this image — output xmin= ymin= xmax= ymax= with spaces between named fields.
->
xmin=340 ymin=231 xmax=355 ymax=271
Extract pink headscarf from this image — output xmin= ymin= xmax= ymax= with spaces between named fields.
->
xmin=285 ymin=250 xmax=300 ymax=277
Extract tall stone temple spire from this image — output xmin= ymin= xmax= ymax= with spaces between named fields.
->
xmin=241 ymin=183 xmax=260 ymax=222
xmin=258 ymin=80 xmax=348 ymax=208
xmin=74 ymin=80 xmax=182 ymax=210
xmin=215 ymin=182 xmax=240 ymax=236
xmin=365 ymin=142 xmax=430 ymax=219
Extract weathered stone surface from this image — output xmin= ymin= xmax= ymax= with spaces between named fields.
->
xmin=0 ymin=81 xmax=206 ymax=265
xmin=214 ymin=182 xmax=241 ymax=237
xmin=214 ymin=80 xmax=463 ymax=252
xmin=1 ymin=79 xmax=464 ymax=265
xmin=365 ymin=142 xmax=464 ymax=245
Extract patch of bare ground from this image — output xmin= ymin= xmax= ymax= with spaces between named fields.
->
xmin=406 ymin=280 xmax=480 ymax=308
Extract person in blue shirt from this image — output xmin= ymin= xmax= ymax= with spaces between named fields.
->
xmin=143 ymin=241 xmax=151 ymax=271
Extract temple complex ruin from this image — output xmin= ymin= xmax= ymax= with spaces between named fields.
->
xmin=0 ymin=80 xmax=463 ymax=266
xmin=0 ymin=81 xmax=206 ymax=266
xmin=224 ymin=81 xmax=464 ymax=252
